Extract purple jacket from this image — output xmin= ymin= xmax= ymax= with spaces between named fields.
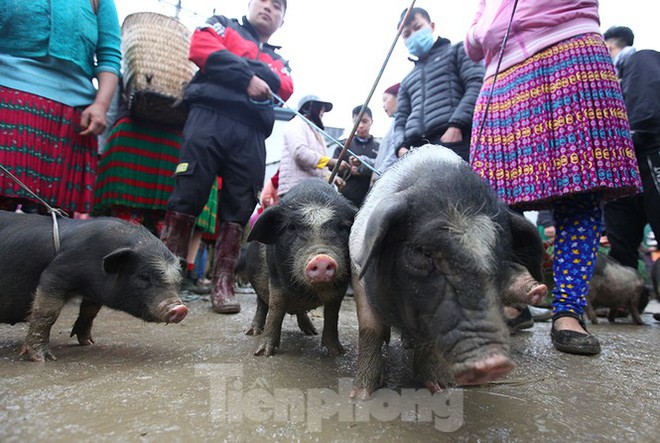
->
xmin=464 ymin=0 xmax=602 ymax=78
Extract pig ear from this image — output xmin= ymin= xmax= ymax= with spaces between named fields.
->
xmin=507 ymin=210 xmax=545 ymax=282
xmin=358 ymin=194 xmax=408 ymax=278
xmin=248 ymin=206 xmax=283 ymax=244
xmin=103 ymin=247 xmax=139 ymax=274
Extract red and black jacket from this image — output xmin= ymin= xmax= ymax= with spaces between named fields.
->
xmin=184 ymin=15 xmax=294 ymax=136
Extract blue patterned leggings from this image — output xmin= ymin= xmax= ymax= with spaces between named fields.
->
xmin=551 ymin=193 xmax=603 ymax=317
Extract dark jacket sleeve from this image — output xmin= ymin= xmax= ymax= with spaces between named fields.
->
xmin=392 ymin=84 xmax=411 ymax=150
xmin=621 ymin=50 xmax=660 ymax=134
xmin=246 ymin=59 xmax=280 ymax=93
xmin=448 ymin=43 xmax=485 ymax=129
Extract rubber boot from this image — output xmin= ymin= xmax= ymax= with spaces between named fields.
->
xmin=160 ymin=211 xmax=196 ymax=261
xmin=210 ymin=222 xmax=243 ymax=314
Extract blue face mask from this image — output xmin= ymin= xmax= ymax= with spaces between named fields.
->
xmin=405 ymin=27 xmax=435 ymax=58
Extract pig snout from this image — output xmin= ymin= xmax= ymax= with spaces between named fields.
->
xmin=167 ymin=304 xmax=188 ymax=323
xmin=527 ymin=283 xmax=548 ymax=306
xmin=452 ymin=346 xmax=514 ymax=386
xmin=305 ymin=254 xmax=338 ymax=283
xmin=155 ymin=300 xmax=188 ymax=323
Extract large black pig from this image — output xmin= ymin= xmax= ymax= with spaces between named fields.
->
xmin=349 ymin=145 xmax=547 ymax=399
xmin=0 ymin=211 xmax=188 ymax=361
xmin=245 ymin=179 xmax=357 ymax=356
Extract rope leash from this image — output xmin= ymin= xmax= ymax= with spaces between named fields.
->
xmin=0 ymin=163 xmax=67 ymax=254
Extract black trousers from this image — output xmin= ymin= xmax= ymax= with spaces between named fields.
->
xmin=604 ymin=143 xmax=660 ymax=269
xmin=166 ymin=106 xmax=266 ymax=226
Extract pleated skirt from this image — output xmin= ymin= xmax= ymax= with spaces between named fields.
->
xmin=93 ymin=117 xmax=217 ymax=234
xmin=0 ymin=86 xmax=97 ymax=213
xmin=470 ymin=33 xmax=642 ymax=210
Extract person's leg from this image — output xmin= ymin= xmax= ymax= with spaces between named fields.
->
xmin=604 ymin=195 xmax=645 ymax=269
xmin=162 ymin=108 xmax=222 ymax=261
xmin=551 ymin=193 xmax=602 ymax=355
xmin=210 ymin=120 xmax=267 ymax=314
xmin=640 ymin=149 xmax=660 ymax=249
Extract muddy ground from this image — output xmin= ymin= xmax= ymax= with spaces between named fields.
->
xmin=1 ymin=290 xmax=658 ymax=442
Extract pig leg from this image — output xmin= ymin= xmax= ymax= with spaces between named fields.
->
xmin=70 ymin=299 xmax=102 ymax=345
xmin=351 ymin=278 xmax=387 ymax=400
xmin=607 ymin=308 xmax=618 ymax=323
xmin=413 ymin=344 xmax=451 ymax=393
xmin=254 ymin=288 xmax=286 ymax=356
xmin=246 ymin=296 xmax=269 ymax=336
xmin=629 ymin=301 xmax=645 ymax=325
xmin=585 ymin=303 xmax=600 ymax=325
xmin=321 ymin=300 xmax=344 ymax=356
xmin=20 ymin=288 xmax=66 ymax=362
xmin=296 ymin=313 xmax=318 ymax=336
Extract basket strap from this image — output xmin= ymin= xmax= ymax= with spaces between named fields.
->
xmin=90 ymin=0 xmax=99 ymax=14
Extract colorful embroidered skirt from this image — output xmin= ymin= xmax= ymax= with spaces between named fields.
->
xmin=0 ymin=86 xmax=97 ymax=214
xmin=470 ymin=33 xmax=642 ymax=210
xmin=93 ymin=117 xmax=217 ymax=234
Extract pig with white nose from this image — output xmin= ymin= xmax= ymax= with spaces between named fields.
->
xmin=245 ymin=179 xmax=357 ymax=356
xmin=350 ymin=145 xmax=547 ymax=398
xmin=0 ymin=211 xmax=188 ymax=361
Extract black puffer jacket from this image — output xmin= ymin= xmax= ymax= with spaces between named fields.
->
xmin=393 ymin=38 xmax=485 ymax=150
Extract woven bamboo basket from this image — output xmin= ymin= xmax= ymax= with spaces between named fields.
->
xmin=121 ymin=12 xmax=197 ymax=128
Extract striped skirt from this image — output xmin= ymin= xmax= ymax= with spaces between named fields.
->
xmin=0 ymin=86 xmax=97 ymax=214
xmin=470 ymin=33 xmax=642 ymax=210
xmin=93 ymin=117 xmax=218 ymax=234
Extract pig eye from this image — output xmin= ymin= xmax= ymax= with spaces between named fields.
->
xmin=137 ymin=272 xmax=151 ymax=282
xmin=404 ymin=246 xmax=435 ymax=274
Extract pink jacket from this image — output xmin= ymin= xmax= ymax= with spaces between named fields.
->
xmin=278 ymin=117 xmax=330 ymax=196
xmin=465 ymin=0 xmax=602 ymax=78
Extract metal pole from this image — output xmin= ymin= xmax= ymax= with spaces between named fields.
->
xmin=327 ymin=0 xmax=417 ymax=184
xmin=175 ymin=0 xmax=182 ymax=19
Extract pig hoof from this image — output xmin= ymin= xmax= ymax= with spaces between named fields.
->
xmin=296 ymin=314 xmax=318 ymax=336
xmin=323 ymin=340 xmax=345 ymax=357
xmin=255 ymin=341 xmax=277 ymax=356
xmin=77 ymin=336 xmax=95 ymax=346
xmin=246 ymin=327 xmax=263 ymax=336
xmin=71 ymin=328 xmax=95 ymax=346
xmin=20 ymin=344 xmax=57 ymax=362
xmin=424 ymin=381 xmax=443 ymax=393
xmin=349 ymin=387 xmax=375 ymax=401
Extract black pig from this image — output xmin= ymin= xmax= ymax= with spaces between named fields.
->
xmin=0 ymin=211 xmax=188 ymax=361
xmin=349 ymin=145 xmax=547 ymax=398
xmin=245 ymin=179 xmax=357 ymax=356
xmin=585 ymin=253 xmax=645 ymax=325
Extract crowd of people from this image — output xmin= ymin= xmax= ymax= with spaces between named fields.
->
xmin=0 ymin=0 xmax=658 ymax=356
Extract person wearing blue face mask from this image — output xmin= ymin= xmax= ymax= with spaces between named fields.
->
xmin=392 ymin=7 xmax=485 ymax=162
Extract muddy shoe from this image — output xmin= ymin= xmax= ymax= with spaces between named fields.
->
xmin=506 ymin=306 xmax=534 ymax=333
xmin=551 ymin=314 xmax=600 ymax=355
